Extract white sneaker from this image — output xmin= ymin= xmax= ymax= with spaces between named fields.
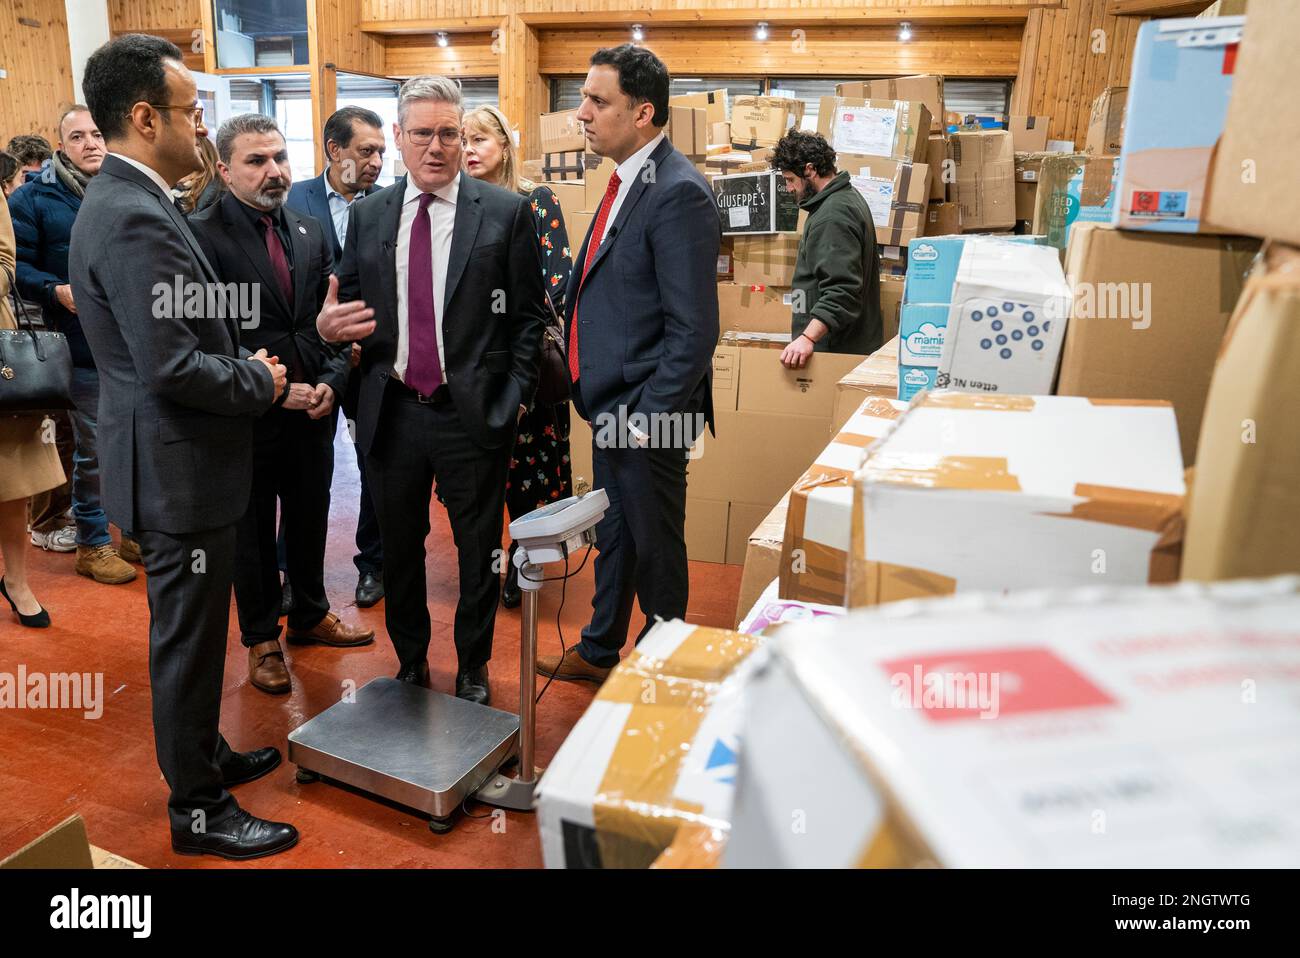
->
xmin=31 ymin=526 xmax=77 ymax=552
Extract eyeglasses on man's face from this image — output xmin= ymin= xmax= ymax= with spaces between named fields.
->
xmin=402 ymin=127 xmax=463 ymax=148
xmin=142 ymin=103 xmax=205 ymax=125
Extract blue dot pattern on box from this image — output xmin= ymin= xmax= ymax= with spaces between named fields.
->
xmin=970 ymin=300 xmax=1045 ymax=358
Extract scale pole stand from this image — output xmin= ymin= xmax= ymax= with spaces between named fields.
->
xmin=475 ymin=562 xmax=544 ymax=810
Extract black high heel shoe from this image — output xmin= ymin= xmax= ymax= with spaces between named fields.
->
xmin=1 ymin=577 xmax=50 ymax=628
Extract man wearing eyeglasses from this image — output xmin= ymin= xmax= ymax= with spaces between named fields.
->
xmin=70 ymin=34 xmax=297 ymax=861
xmin=316 ymin=75 xmax=547 ymax=705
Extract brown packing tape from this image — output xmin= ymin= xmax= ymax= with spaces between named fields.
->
xmin=923 ymin=393 xmax=1036 ymax=411
xmin=861 ymin=560 xmax=958 ymax=606
xmin=781 ymin=539 xmax=852 ymax=606
xmin=780 ymin=463 xmax=857 ymax=601
xmin=864 ymin=455 xmax=1023 ymax=492
xmin=854 ymin=816 xmax=936 ymax=868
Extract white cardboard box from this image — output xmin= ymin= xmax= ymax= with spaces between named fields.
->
xmin=848 ymin=393 xmax=1185 ymax=606
xmin=725 ymin=575 xmax=1300 ymax=867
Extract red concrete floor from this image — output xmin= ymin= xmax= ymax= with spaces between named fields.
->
xmin=0 ymin=425 xmax=742 ymax=868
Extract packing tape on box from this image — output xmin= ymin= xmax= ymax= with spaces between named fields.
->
xmin=589 ymin=627 xmax=759 ymax=868
xmin=1048 ymin=482 xmax=1185 ymax=584
xmin=862 ymin=455 xmax=1023 ymax=491
xmin=881 ymin=163 xmax=927 ymax=246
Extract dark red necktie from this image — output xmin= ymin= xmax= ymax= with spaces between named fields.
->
xmin=569 ymin=171 xmax=622 ymax=383
xmin=258 ymin=214 xmax=294 ymax=308
xmin=405 ymin=193 xmax=443 ymax=396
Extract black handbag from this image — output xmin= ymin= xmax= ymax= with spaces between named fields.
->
xmin=0 ymin=265 xmax=74 ymax=413
xmin=533 ymin=293 xmax=571 ymax=407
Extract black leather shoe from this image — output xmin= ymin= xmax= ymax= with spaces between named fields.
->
xmin=356 ymin=571 xmax=384 ymax=608
xmin=280 ymin=577 xmax=294 ymax=616
xmin=501 ymin=565 xmax=521 ymax=609
xmin=171 ymin=808 xmax=299 ymax=860
xmin=456 ymin=666 xmax=490 ymax=706
xmin=220 ymin=747 xmax=282 ymax=787
xmin=395 ymin=661 xmax=431 ymax=688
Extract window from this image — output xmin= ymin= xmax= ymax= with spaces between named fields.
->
xmin=336 ymin=74 xmax=400 ymax=188
xmin=943 ymin=79 xmax=1013 ymax=128
xmin=213 ymin=0 xmax=309 ymax=69
xmin=218 ymin=76 xmax=314 ymax=181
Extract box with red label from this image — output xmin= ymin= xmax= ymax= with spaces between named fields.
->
xmin=725 ymin=575 xmax=1300 ymax=867
xmin=1113 ymin=16 xmax=1245 ymax=234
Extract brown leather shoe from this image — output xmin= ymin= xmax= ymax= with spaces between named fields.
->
xmin=536 ymin=647 xmax=613 ymax=684
xmin=75 ymin=543 xmax=137 ymax=585
xmin=248 ymin=640 xmax=291 ymax=694
xmin=286 ymin=610 xmax=375 ymax=647
xmin=117 ymin=535 xmax=142 ymax=565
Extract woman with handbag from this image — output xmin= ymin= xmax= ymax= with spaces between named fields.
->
xmin=0 ymin=194 xmax=65 ymax=626
xmin=463 ymin=105 xmax=574 ymax=608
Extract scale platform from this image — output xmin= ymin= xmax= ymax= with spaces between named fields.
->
xmin=288 ymin=678 xmax=519 ymax=824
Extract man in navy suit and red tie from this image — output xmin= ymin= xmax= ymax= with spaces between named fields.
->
xmin=536 ymin=45 xmax=721 ymax=683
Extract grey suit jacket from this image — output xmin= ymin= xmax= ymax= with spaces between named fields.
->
xmin=68 ymin=154 xmax=274 ymax=535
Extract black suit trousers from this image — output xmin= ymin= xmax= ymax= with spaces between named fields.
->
xmin=364 ymin=386 xmax=510 ymax=671
xmin=341 ymin=368 xmax=384 ymax=575
xmin=577 ymin=438 xmax=691 ymax=668
xmin=233 ymin=405 xmax=335 ymax=645
xmin=137 ymin=526 xmax=242 ymax=833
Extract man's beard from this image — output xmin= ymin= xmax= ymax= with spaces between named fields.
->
xmin=251 ymin=183 xmax=288 ymax=209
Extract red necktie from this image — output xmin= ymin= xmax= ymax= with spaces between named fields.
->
xmin=569 ymin=171 xmax=622 ymax=383
xmin=258 ymin=214 xmax=293 ymax=307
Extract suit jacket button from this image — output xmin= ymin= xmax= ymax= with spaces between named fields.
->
xmin=379 ymin=371 xmax=388 ymax=380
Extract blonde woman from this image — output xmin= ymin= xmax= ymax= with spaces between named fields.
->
xmin=0 ymin=194 xmax=64 ymax=626
xmin=463 ymin=104 xmax=573 ymax=608
xmin=176 ymin=134 xmax=223 ymax=215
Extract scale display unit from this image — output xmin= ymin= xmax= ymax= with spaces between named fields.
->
xmin=288 ymin=489 xmax=609 ymax=832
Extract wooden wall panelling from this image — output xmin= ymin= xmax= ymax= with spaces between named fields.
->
xmin=384 ymin=32 xmax=499 ymax=77
xmin=362 ymin=1 xmax=1057 ymax=21
xmin=499 ymin=15 xmax=546 ymax=159
xmin=1 ymin=0 xmax=76 ymax=145
xmin=107 ymin=0 xmax=202 ymax=32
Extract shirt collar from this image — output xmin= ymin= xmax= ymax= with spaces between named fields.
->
xmin=234 ymin=195 xmax=284 ymax=229
xmin=403 ymin=171 xmax=460 ymax=208
xmin=110 ymin=152 xmax=174 ymax=198
xmin=614 ymin=131 xmax=665 ymax=187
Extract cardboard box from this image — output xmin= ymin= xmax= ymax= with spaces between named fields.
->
xmin=1084 ymin=86 xmax=1127 ymax=157
xmin=729 ymin=96 xmax=804 ymax=150
xmin=935 ymin=238 xmax=1072 ymax=396
xmin=732 ymin=234 xmax=800 ymax=287
xmin=726 ymin=501 xmax=771 ymax=567
xmin=898 ymin=303 xmax=947 ymax=400
xmin=565 ymin=210 xmax=595 ymax=259
xmin=717 ymin=282 xmax=793 ymax=336
xmin=837 ymin=75 xmax=945 ymax=134
xmin=924 ymin=201 xmax=961 ymax=237
xmin=670 ymin=89 xmax=728 ymax=129
xmin=1113 ymin=16 xmax=1245 ymax=234
xmin=541 ymin=150 xmax=598 ymax=181
xmin=832 ymin=336 xmax=900 ymax=434
xmin=1203 ymin=2 xmax=1300 ymax=244
xmin=688 ymin=410 xmax=837 ymax=507
xmin=668 ymin=105 xmax=708 ymax=158
xmin=709 ymin=121 xmax=731 ymax=148
xmin=780 ymin=397 xmax=908 ymax=606
xmin=713 ymin=170 xmax=801 ymax=235
xmin=735 ymin=494 xmax=788 ymax=626
xmin=1184 ymin=243 xmax=1300 ymax=581
xmin=1014 ymin=151 xmax=1053 ymax=223
xmin=1033 ymin=153 xmax=1118 ymax=255
xmin=725 ymin=576 xmax=1300 ymax=868
xmin=684 ymin=497 xmax=730 ymax=564
xmin=839 ymin=154 xmax=930 ymax=248
xmin=583 ymin=156 xmax=616 ymax=210
xmin=817 ymin=98 xmax=931 ymax=165
xmin=1057 ymin=224 xmax=1259 ymax=466
xmin=717 ymin=235 xmax=733 ymax=279
xmin=537 ymin=620 xmax=760 ymax=867
xmin=903 ymin=233 xmax=1043 ymax=307
xmin=925 ymin=134 xmax=948 ymax=201
xmin=847 ymin=393 xmax=1185 ymax=607
xmin=540 ymin=109 xmax=584 ymax=153
xmin=1008 ymin=115 xmax=1050 ymax=153
xmin=705 ymin=151 xmax=757 ymax=175
xmin=546 ymin=181 xmax=586 ymax=221
xmin=521 ymin=158 xmax=544 ymax=181
xmin=738 ymin=579 xmax=844 ymax=637
xmin=878 ymin=273 xmax=904 ymax=345
xmin=949 ymin=130 xmax=1015 ymax=231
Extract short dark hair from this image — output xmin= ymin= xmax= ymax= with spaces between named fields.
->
xmin=215 ymin=114 xmax=283 ymax=164
xmin=58 ymin=104 xmax=93 ymax=139
xmin=589 ymin=44 xmax=670 ymax=128
xmin=6 ymin=134 xmax=52 ymax=168
xmin=771 ymin=130 xmax=837 ymax=179
xmin=0 ymin=151 xmax=20 ymax=186
xmin=83 ymin=33 xmax=185 ymax=141
xmin=323 ymin=106 xmax=384 ymax=153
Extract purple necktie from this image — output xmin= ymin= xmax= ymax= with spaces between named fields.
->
xmin=405 ymin=192 xmax=442 ymax=395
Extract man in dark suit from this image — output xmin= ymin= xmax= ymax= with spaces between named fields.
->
xmin=190 ymin=114 xmax=374 ymax=696
xmin=536 ymin=45 xmax=720 ymax=684
xmin=69 ymin=34 xmax=297 ymax=859
xmin=286 ymin=106 xmax=387 ymax=608
xmin=317 ymin=75 xmax=546 ymax=706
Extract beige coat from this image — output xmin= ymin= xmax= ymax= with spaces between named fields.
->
xmin=0 ymin=199 xmax=65 ymax=502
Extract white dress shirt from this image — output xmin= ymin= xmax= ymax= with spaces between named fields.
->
xmin=602 ymin=131 xmax=665 ymax=244
xmin=393 ymin=173 xmax=459 ymax=385
xmin=112 ymin=152 xmax=174 ymax=198
xmin=324 ymin=168 xmax=356 ymax=250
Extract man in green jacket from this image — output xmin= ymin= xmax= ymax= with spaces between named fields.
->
xmin=771 ymin=130 xmax=882 ymax=368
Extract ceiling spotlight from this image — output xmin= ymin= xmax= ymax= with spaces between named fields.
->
xmin=631 ymin=23 xmax=645 ymax=43
xmin=756 ymin=21 xmax=769 ymax=41
xmin=436 ymin=31 xmax=449 ymax=48
xmin=899 ymin=21 xmax=912 ymax=42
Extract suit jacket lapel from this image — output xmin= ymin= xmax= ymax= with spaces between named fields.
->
xmin=378 ymin=177 xmax=405 ymax=340
xmin=580 ymin=138 xmax=670 ymax=288
xmin=442 ymin=171 xmax=481 ymax=316
xmin=221 ymin=193 xmax=291 ymax=317
xmin=285 ymin=208 xmax=311 ymax=325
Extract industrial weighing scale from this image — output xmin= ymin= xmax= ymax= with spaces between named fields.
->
xmin=288 ymin=489 xmax=609 ymax=833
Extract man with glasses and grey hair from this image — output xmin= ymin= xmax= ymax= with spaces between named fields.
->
xmin=316 ymin=75 xmax=546 ymax=705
